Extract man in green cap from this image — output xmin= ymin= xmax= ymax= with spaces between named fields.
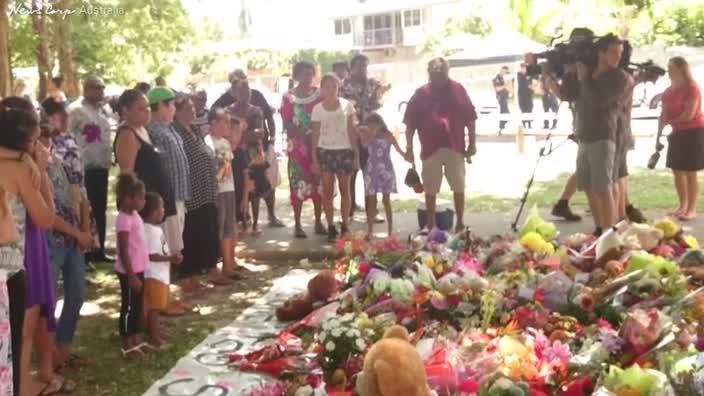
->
xmin=146 ymin=87 xmax=191 ymax=315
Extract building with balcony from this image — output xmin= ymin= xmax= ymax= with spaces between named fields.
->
xmin=327 ymin=0 xmax=465 ymax=86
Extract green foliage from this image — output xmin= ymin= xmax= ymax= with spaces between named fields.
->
xmin=421 ymin=12 xmax=492 ymax=56
xmin=9 ymin=0 xmax=193 ymax=84
xmin=647 ymin=3 xmax=704 ymax=46
xmin=443 ymin=14 xmax=492 ymax=37
xmin=188 ymin=53 xmax=217 ymax=76
xmin=8 ymin=13 xmax=35 ymax=68
xmin=506 ymin=0 xmax=563 ymax=44
xmin=289 ymin=49 xmax=354 ymax=75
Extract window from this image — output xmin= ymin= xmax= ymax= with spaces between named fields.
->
xmin=334 ymin=18 xmax=351 ymax=35
xmin=403 ymin=9 xmax=422 ymax=27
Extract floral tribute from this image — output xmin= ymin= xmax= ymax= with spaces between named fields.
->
xmin=237 ymin=217 xmax=704 ymax=396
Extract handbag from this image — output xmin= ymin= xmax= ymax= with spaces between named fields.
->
xmin=404 ymin=166 xmax=424 ymax=193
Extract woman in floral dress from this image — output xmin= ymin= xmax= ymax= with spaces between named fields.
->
xmin=280 ymin=62 xmax=325 ymax=238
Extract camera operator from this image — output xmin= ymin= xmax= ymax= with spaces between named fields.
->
xmin=542 ymin=34 xmax=632 ymax=236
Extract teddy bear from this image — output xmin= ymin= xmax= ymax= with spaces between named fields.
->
xmin=275 ymin=270 xmax=338 ymax=322
xmin=620 ymin=223 xmax=664 ymax=252
xmin=357 ymin=325 xmax=433 ymax=396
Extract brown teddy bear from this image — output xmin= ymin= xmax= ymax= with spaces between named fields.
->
xmin=275 ymin=270 xmax=338 ymax=322
xmin=357 ymin=325 xmax=432 ymax=396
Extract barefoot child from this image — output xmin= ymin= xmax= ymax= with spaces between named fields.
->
xmin=232 ymin=142 xmax=251 ymax=238
xmin=210 ymin=108 xmax=242 ymax=279
xmin=140 ymin=192 xmax=182 ymax=349
xmin=358 ymin=113 xmax=406 ymax=239
xmin=114 ymin=174 xmax=149 ymax=359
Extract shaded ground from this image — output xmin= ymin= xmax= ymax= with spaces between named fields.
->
xmin=61 ymin=259 xmax=328 ymax=396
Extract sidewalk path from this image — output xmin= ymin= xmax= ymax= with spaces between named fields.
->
xmin=236 ymin=208 xmax=704 ymax=261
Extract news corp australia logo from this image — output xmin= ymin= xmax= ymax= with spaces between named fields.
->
xmin=8 ymin=1 xmax=125 ymax=19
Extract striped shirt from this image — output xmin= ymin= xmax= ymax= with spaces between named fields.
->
xmin=174 ymin=121 xmax=217 ymax=211
xmin=147 ymin=120 xmax=191 ymax=202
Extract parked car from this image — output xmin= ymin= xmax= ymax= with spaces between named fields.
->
xmin=633 ymin=65 xmax=704 ymax=110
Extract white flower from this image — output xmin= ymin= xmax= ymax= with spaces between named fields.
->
xmin=331 ymin=328 xmax=343 ymax=338
xmin=355 ymin=338 xmax=367 ymax=351
xmin=326 ymin=341 xmax=336 ymax=351
xmin=341 ymin=313 xmax=355 ymax=322
xmin=328 ymin=319 xmax=340 ymax=329
xmin=346 ymin=329 xmax=357 ymax=338
xmin=322 ymin=321 xmax=330 ymax=331
xmin=294 ymin=385 xmax=314 ymax=396
xmin=319 ymin=332 xmax=327 ymax=342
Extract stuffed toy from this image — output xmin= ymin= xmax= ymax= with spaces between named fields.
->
xmin=654 ymin=219 xmax=678 ymax=240
xmin=275 ymin=271 xmax=338 ymax=322
xmin=595 ymin=227 xmax=625 ymax=267
xmin=620 ymin=223 xmax=664 ymax=252
xmin=357 ymin=325 xmax=432 ymax=396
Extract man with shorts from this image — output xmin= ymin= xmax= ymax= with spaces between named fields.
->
xmin=404 ymin=58 xmax=477 ymax=232
xmin=543 ymin=34 xmax=631 ymax=235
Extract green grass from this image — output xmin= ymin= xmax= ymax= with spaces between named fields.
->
xmin=63 ymin=265 xmax=214 ymax=396
xmin=430 ymin=168 xmax=704 ymax=213
xmin=65 ymin=260 xmax=329 ymax=396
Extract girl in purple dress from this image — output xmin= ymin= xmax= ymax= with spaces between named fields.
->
xmin=359 ymin=113 xmax=406 ymax=239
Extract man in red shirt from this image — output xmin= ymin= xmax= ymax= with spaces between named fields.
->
xmin=404 ymin=58 xmax=477 ymax=232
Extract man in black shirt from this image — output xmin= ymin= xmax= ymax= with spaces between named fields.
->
xmin=212 ymin=69 xmax=276 ymax=144
xmin=213 ymin=69 xmax=284 ymax=228
xmin=517 ymin=63 xmax=534 ymax=129
xmin=493 ymin=66 xmax=511 ymax=133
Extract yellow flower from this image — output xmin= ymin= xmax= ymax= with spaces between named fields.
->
xmin=684 ymin=235 xmax=700 ymax=249
xmin=654 ymin=219 xmax=678 ymax=239
xmin=423 ymin=255 xmax=435 ymax=269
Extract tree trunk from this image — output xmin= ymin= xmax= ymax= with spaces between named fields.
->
xmin=0 ymin=0 xmax=12 ymax=97
xmin=31 ymin=0 xmax=52 ymax=100
xmin=53 ymin=0 xmax=80 ymax=99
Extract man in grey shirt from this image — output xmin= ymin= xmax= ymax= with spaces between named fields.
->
xmin=543 ymin=34 xmax=631 ymax=235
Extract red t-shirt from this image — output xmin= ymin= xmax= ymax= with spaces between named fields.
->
xmin=662 ymin=83 xmax=704 ymax=132
xmin=403 ymin=80 xmax=477 ymax=160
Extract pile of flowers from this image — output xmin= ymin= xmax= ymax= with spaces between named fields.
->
xmin=238 ymin=217 xmax=704 ymax=396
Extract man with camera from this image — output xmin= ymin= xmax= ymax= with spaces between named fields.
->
xmin=542 ymin=34 xmax=632 ymax=236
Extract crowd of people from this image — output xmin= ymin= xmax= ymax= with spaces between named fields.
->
xmin=0 ymin=41 xmax=701 ymax=395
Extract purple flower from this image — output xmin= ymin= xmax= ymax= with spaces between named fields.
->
xmin=428 ymin=228 xmax=448 ymax=244
xmin=695 ymin=338 xmax=704 ymax=352
xmin=82 ymin=123 xmax=102 ymax=143
xmin=599 ymin=328 xmax=625 ymax=355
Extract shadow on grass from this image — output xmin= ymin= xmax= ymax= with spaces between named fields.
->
xmin=64 ymin=260 xmax=326 ymax=396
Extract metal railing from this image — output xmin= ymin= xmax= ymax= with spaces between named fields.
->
xmin=353 ymin=28 xmax=403 ymax=48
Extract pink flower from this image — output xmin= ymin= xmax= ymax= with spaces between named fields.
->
xmin=542 ymin=341 xmax=571 ymax=366
xmin=454 ymin=253 xmax=484 ymax=275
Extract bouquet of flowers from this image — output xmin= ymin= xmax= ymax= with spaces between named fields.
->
xmin=317 ymin=313 xmax=373 ymax=385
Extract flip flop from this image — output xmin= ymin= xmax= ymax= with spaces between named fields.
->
xmin=223 ymin=271 xmax=245 ymax=281
xmin=208 ymin=277 xmax=234 ymax=286
xmin=121 ymin=344 xmax=149 ymax=361
xmin=141 ymin=342 xmax=169 ymax=352
xmin=38 ymin=375 xmax=77 ymax=395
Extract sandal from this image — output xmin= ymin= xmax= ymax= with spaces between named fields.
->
xmin=121 ymin=344 xmax=148 ymax=361
xmin=37 ymin=375 xmax=77 ymax=395
xmin=208 ymin=276 xmax=234 ymax=286
xmin=142 ymin=342 xmax=169 ymax=352
xmin=222 ymin=271 xmax=245 ymax=281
